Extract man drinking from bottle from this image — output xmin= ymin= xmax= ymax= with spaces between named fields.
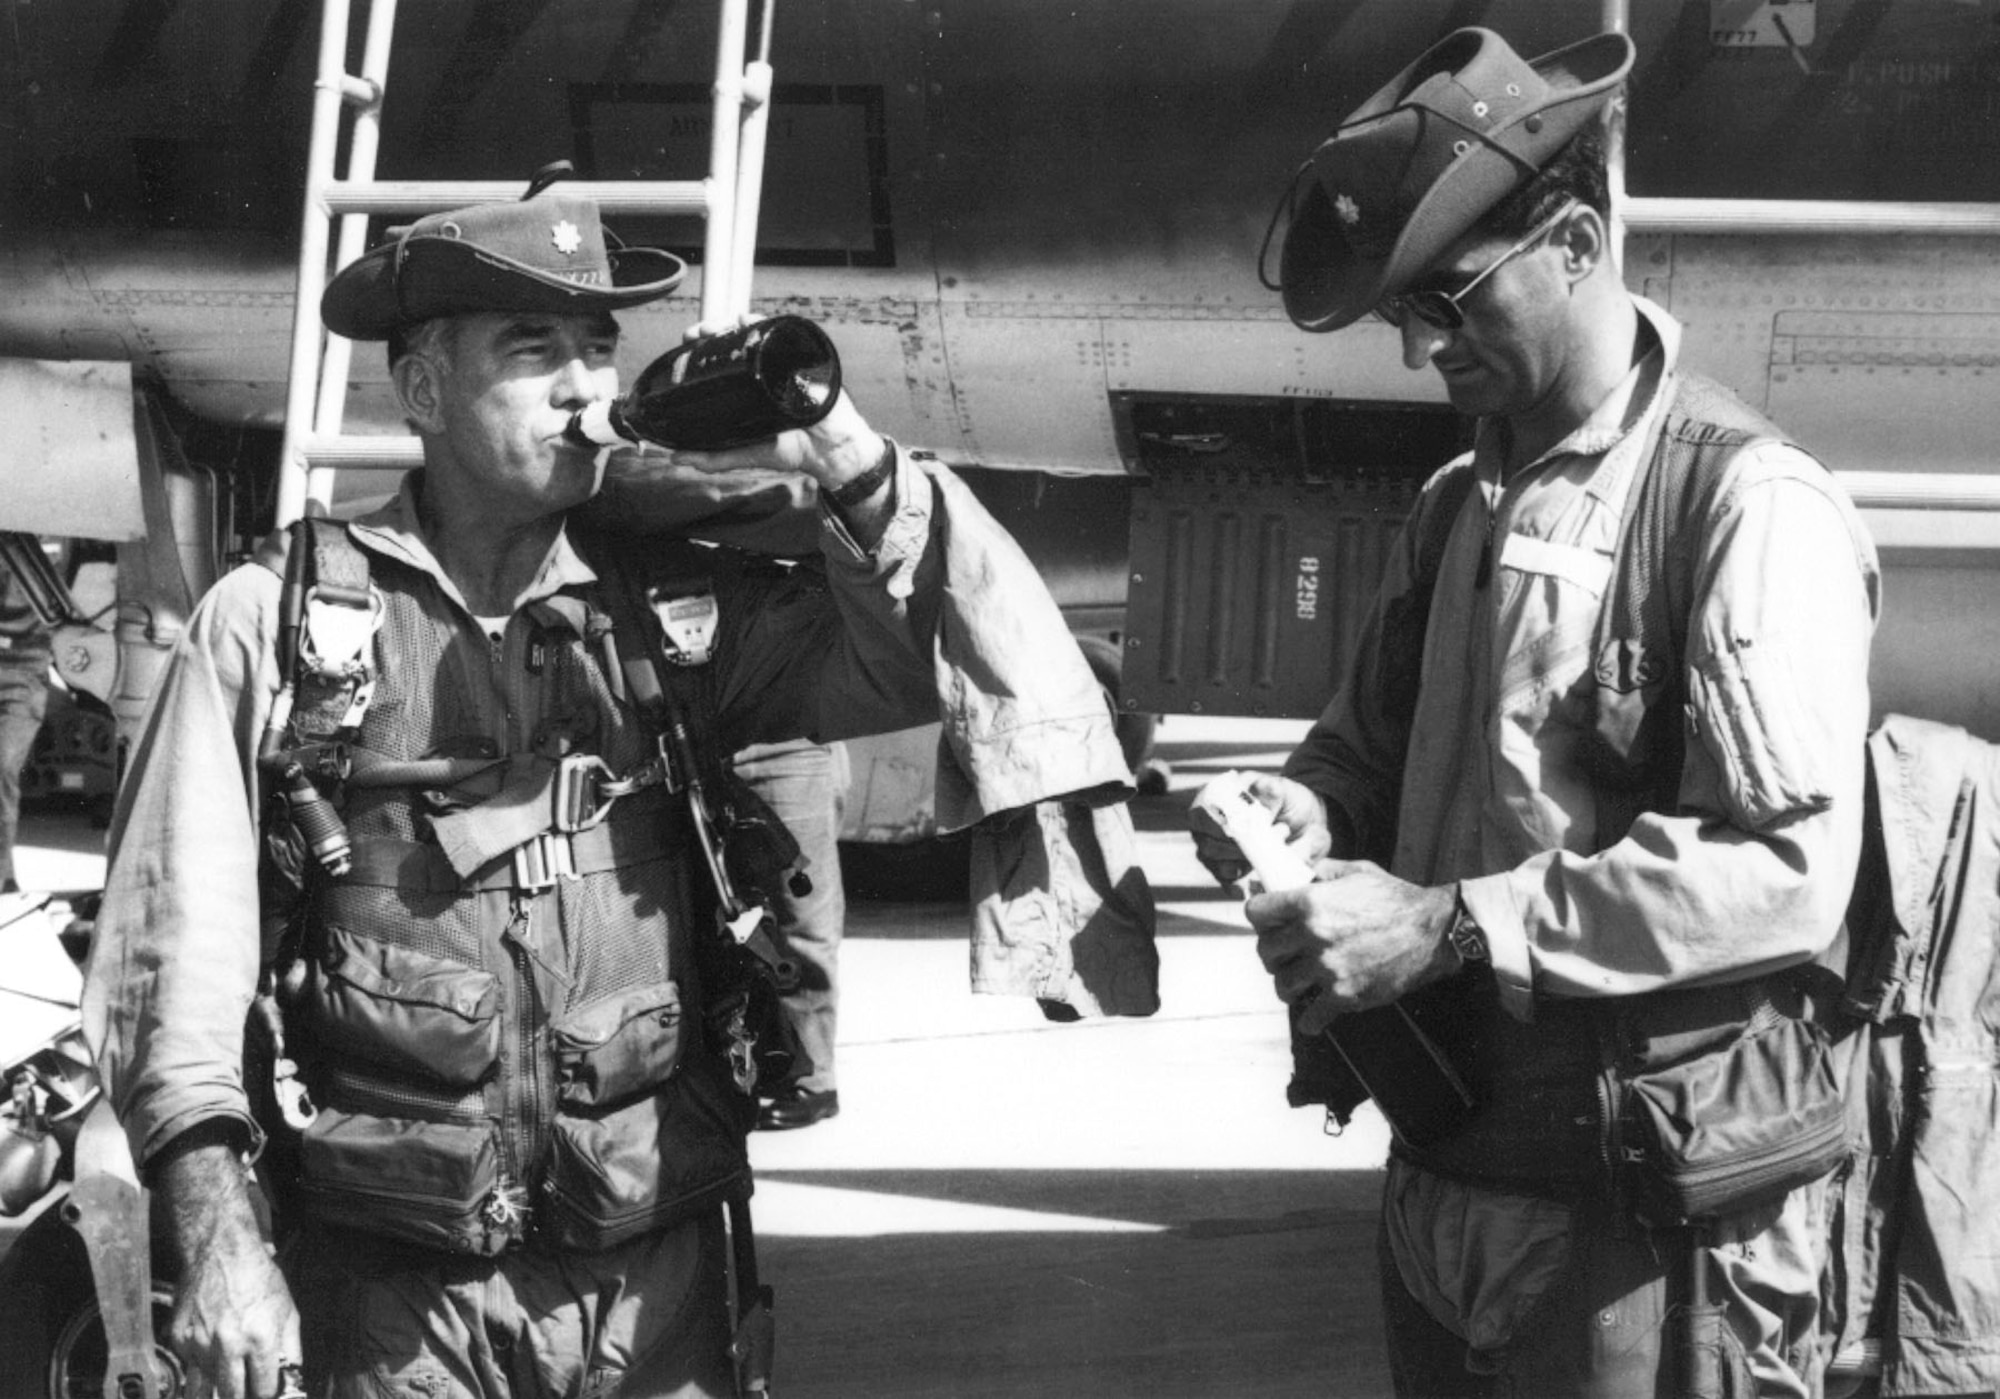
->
xmin=83 ymin=173 xmax=1138 ymax=1399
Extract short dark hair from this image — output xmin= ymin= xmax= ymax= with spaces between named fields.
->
xmin=386 ymin=319 xmax=453 ymax=373
xmin=1472 ymin=123 xmax=1611 ymax=243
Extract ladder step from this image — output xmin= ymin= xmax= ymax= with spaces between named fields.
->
xmin=323 ymin=179 xmax=711 ymax=219
xmin=1836 ymin=470 xmax=2000 ymax=511
xmin=1626 ymin=197 xmax=2000 ymax=236
xmin=302 ymin=436 xmax=424 ymax=471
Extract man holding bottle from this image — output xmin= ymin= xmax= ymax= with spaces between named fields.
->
xmin=83 ymin=179 xmax=1134 ymax=1398
xmin=1196 ymin=27 xmax=1879 ymax=1396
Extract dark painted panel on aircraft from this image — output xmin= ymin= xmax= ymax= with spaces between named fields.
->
xmin=88 ymin=0 xmax=183 ymax=91
xmin=411 ymin=0 xmax=562 ymax=156
xmin=1115 ymin=395 xmax=1470 ymax=485
xmin=17 ymin=1 xmax=2000 ymax=233
xmin=1625 ymin=0 xmax=2000 ymax=200
xmin=571 ymin=82 xmax=895 ymax=266
xmin=1117 ymin=396 xmax=1462 ymax=718
xmin=1124 ymin=474 xmax=1412 ymax=720
xmin=952 ymin=466 xmax=1136 ymax=614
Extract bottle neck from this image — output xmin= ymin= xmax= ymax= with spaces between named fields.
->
xmin=563 ymin=398 xmax=634 ymax=448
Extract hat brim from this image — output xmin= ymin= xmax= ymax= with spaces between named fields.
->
xmin=1280 ymin=29 xmax=1633 ymax=333
xmin=322 ymin=238 xmax=688 ymax=341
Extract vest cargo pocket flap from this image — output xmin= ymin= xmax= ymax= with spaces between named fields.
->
xmin=540 ymin=1052 xmax=751 ymax=1252
xmin=551 ymin=981 xmax=685 ymax=1113
xmin=296 ymin=1107 xmax=515 ymax=1256
xmin=313 ymin=924 xmax=502 ymax=1089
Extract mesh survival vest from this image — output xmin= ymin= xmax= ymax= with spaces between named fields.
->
xmin=256 ymin=520 xmax=796 ymax=1257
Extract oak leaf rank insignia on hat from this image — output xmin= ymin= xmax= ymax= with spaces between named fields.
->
xmin=321 ymin=179 xmax=688 ymax=341
xmin=1274 ymin=26 xmax=1634 ymax=333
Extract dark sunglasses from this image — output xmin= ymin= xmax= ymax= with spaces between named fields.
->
xmin=1374 ymin=200 xmax=1580 ymax=331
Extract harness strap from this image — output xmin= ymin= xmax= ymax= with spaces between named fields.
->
xmin=291 ymin=516 xmax=380 ymax=736
xmin=339 ymin=790 xmax=681 ymax=892
xmin=343 ymin=750 xmax=508 ymax=790
xmin=1378 ymin=462 xmax=1480 ymax=739
xmin=1588 ymin=371 xmax=1801 ymax=802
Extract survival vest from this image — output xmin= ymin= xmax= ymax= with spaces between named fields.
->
xmin=1294 ymin=371 xmax=1851 ymax=1224
xmin=252 ymin=518 xmax=807 ymax=1259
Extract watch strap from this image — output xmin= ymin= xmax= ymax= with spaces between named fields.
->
xmin=827 ymin=437 xmax=897 ymax=509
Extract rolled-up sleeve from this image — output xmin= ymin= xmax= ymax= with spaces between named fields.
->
xmin=82 ymin=566 xmax=282 ymax=1168
xmin=1459 ymin=445 xmax=1880 ymax=1008
xmin=722 ymin=450 xmax=1131 ymax=821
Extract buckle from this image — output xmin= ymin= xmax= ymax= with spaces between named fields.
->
xmin=554 ymin=754 xmax=616 ymax=833
xmin=301 ymin=585 xmax=383 ymax=682
xmin=650 ymin=736 xmax=684 ymax=794
xmin=647 ymin=583 xmax=719 ymax=667
xmin=272 ymin=1057 xmax=318 ymax=1132
xmin=511 ymin=832 xmax=577 ymax=892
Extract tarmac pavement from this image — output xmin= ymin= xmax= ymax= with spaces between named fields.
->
xmin=6 ymin=716 xmax=1398 ymax=1398
xmin=745 ymin=716 xmax=1396 ymax=1398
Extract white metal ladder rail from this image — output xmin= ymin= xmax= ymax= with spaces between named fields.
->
xmin=275 ymin=0 xmax=779 ymax=529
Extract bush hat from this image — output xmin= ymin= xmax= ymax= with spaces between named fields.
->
xmin=322 ymin=187 xmax=687 ymax=340
xmin=1276 ymin=27 xmax=1634 ymax=333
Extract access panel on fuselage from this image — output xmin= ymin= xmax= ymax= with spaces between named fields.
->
xmin=1117 ymin=395 xmax=1466 ymax=720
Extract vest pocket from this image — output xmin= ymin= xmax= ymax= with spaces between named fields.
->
xmin=551 ymin=981 xmax=684 ymax=1113
xmin=295 ymin=1106 xmax=517 ymax=1256
xmin=540 ymin=1052 xmax=752 ymax=1251
xmin=311 ymin=925 xmax=501 ymax=1089
xmin=1620 ymin=1012 xmax=1848 ymax=1226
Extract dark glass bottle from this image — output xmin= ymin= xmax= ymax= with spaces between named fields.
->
xmin=564 ymin=315 xmax=842 ymax=452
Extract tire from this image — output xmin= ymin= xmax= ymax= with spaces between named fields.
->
xmin=0 ymin=1191 xmax=180 ymax=1399
xmin=45 ymin=1287 xmax=184 ymax=1399
xmin=1075 ymin=635 xmax=1156 ymax=774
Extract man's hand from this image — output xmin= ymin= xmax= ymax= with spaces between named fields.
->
xmin=666 ymin=388 xmax=880 ymax=485
xmin=157 ymin=1140 xmax=302 ymax=1399
xmin=1245 ymin=861 xmax=1458 ymax=1021
xmin=663 ymin=389 xmax=895 ymax=546
xmin=1189 ymin=773 xmax=1330 ymax=886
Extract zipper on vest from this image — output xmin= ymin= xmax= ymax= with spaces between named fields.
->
xmin=1653 ymin=1111 xmax=1847 ymax=1206
xmin=1472 ymin=472 xmax=1501 ymax=591
xmin=501 ymin=898 xmax=544 ymax=1232
xmin=490 ymin=624 xmax=520 ymax=753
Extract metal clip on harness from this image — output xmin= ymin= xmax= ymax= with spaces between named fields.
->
xmin=552 ymin=750 xmax=673 ymax=833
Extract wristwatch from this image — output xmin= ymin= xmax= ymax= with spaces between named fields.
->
xmin=828 ymin=436 xmax=897 ymax=508
xmin=1446 ymin=889 xmax=1488 ymax=966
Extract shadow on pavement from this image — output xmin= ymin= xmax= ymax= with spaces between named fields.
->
xmin=755 ymin=1169 xmax=1391 ymax=1399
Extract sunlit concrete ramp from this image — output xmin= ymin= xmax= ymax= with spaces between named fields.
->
xmin=751 ymin=718 xmax=1397 ymax=1397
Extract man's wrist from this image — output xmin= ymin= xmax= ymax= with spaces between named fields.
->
xmin=147 ymin=1115 xmax=254 ymax=1185
xmin=825 ymin=435 xmax=896 ymax=509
